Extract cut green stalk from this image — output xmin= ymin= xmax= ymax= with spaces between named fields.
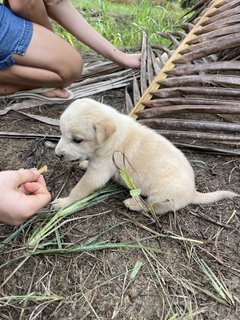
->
xmin=1 ymin=219 xmax=164 ymax=272
xmin=28 ymin=183 xmax=124 ymax=247
xmin=0 ymin=212 xmax=44 ymax=253
xmin=130 ymin=260 xmax=143 ymax=280
xmin=191 ymin=282 xmax=229 ymax=306
xmin=195 ymin=254 xmax=235 ymax=306
xmin=112 ymin=150 xmax=165 ymax=220
xmin=0 ymin=240 xmax=162 ymax=270
xmin=28 ymin=241 xmax=161 ymax=256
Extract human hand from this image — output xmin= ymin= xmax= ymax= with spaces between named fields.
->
xmin=117 ymin=53 xmax=141 ymax=69
xmin=0 ymin=168 xmax=51 ymax=226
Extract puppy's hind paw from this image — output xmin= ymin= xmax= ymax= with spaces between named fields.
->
xmin=51 ymin=197 xmax=72 ymax=210
xmin=124 ymin=197 xmax=144 ymax=212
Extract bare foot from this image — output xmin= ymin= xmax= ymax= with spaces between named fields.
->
xmin=0 ymin=84 xmax=71 ymax=99
xmin=41 ymin=88 xmax=71 ymax=99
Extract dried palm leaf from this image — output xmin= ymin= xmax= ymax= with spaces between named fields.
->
xmin=16 ymin=111 xmax=60 ymax=126
xmin=129 ymin=0 xmax=240 ymax=149
xmin=139 ymin=118 xmax=240 ymax=132
xmin=174 ymin=142 xmax=240 ymax=155
xmin=0 ymin=132 xmax=60 ymax=140
xmin=0 ymin=61 xmax=138 ymax=113
xmin=186 ymin=0 xmax=213 ymax=23
xmin=137 ymin=104 xmax=240 ymax=118
xmin=155 ymin=130 xmax=240 ymax=144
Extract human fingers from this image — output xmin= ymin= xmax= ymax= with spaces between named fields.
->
xmin=15 ymin=168 xmax=40 ymax=185
xmin=23 ymin=182 xmax=51 ymax=210
xmin=132 ymin=53 xmax=141 ymax=68
xmin=7 ymin=188 xmax=51 ymax=225
xmin=124 ymin=53 xmax=141 ymax=69
xmin=24 ymin=181 xmax=51 ymax=198
xmin=21 ymin=171 xmax=47 ymax=194
xmin=35 ymin=174 xmax=48 ymax=188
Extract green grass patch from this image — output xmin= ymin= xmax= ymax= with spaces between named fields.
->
xmin=55 ymin=0 xmax=186 ymax=51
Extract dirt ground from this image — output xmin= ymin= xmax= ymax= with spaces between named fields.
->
xmin=0 ymin=85 xmax=239 ymax=320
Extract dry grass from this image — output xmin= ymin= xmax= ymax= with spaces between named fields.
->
xmin=1 ymin=167 xmax=239 ymax=319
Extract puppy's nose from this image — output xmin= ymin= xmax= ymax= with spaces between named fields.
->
xmin=55 ymin=152 xmax=64 ymax=160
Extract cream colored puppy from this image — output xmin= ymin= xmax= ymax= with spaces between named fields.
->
xmin=52 ymin=98 xmax=239 ymax=212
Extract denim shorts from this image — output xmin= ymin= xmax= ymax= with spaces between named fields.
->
xmin=0 ymin=4 xmax=33 ymax=70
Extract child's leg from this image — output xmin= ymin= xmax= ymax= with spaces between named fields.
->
xmin=0 ymin=8 xmax=83 ymax=97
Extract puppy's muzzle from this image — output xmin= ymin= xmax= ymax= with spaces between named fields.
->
xmin=55 ymin=151 xmax=80 ymax=162
xmin=55 ymin=151 xmax=65 ymax=160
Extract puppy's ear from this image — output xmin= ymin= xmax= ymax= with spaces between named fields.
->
xmin=93 ymin=119 xmax=116 ymax=144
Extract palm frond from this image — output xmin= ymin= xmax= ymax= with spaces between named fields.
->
xmin=129 ymin=0 xmax=240 ymax=151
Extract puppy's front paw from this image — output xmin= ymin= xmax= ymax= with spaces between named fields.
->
xmin=79 ymin=160 xmax=89 ymax=171
xmin=52 ymin=197 xmax=73 ymax=210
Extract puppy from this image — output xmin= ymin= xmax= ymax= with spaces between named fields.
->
xmin=52 ymin=98 xmax=239 ymax=213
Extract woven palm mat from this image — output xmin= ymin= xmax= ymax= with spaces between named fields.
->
xmin=128 ymin=0 xmax=240 ymax=155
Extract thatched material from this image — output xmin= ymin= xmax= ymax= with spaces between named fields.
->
xmin=0 ymin=61 xmax=139 ymax=112
xmin=129 ymin=0 xmax=240 ymax=149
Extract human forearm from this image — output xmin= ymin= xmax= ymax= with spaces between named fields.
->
xmin=7 ymin=0 xmax=53 ymax=30
xmin=46 ymin=0 xmax=141 ymax=68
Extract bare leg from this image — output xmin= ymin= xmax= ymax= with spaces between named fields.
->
xmin=0 ymin=23 xmax=83 ymax=97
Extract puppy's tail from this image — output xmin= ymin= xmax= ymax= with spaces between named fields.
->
xmin=192 ymin=190 xmax=239 ymax=205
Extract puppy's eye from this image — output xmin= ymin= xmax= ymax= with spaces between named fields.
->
xmin=72 ymin=137 xmax=83 ymax=144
